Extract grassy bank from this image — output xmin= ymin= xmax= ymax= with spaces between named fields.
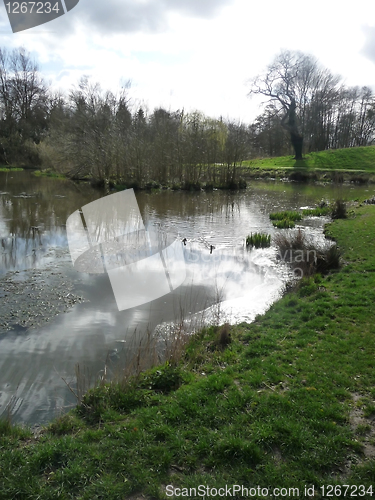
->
xmin=33 ymin=146 xmax=375 ymax=188
xmin=0 ymin=166 xmax=23 ymax=172
xmin=2 ymin=204 xmax=375 ymax=499
xmin=244 ymin=145 xmax=375 ymax=171
xmin=33 ymin=169 xmax=67 ymax=179
xmin=243 ymin=145 xmax=375 ymax=183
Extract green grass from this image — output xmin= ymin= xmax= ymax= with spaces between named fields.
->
xmin=270 ymin=211 xmax=302 ymax=229
xmin=270 ymin=204 xmax=340 ymax=229
xmin=0 ymin=166 xmax=23 ymax=172
xmin=302 ymin=206 xmax=331 ymax=217
xmin=33 ymin=169 xmax=66 ymax=179
xmin=2 ymin=203 xmax=375 ymax=498
xmin=243 ymin=145 xmax=375 ymax=172
xmin=270 ymin=211 xmax=303 ymax=221
xmin=246 ymin=232 xmax=271 ymax=248
xmin=272 ymin=218 xmax=296 ymax=229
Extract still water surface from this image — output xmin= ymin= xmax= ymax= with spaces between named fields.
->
xmin=1 ymin=171 xmax=374 ymax=425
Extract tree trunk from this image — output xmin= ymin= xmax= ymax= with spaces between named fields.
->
xmin=291 ymin=132 xmax=303 ymax=160
xmin=281 ymin=98 xmax=304 ymax=160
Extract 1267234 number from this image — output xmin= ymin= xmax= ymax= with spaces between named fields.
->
xmin=320 ymin=485 xmax=373 ymax=497
xmin=5 ymin=2 xmax=60 ymax=14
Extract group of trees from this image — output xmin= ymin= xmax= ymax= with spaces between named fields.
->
xmin=0 ymin=47 xmax=375 ymax=187
xmin=0 ymin=47 xmax=49 ymax=165
xmin=44 ymin=78 xmax=250 ymax=189
xmin=249 ymin=50 xmax=375 ymax=159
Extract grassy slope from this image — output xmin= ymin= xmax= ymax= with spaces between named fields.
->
xmin=243 ymin=145 xmax=375 ymax=172
xmin=2 ymin=205 xmax=375 ymax=499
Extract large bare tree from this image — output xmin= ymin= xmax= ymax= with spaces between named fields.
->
xmin=248 ymin=50 xmax=341 ymax=160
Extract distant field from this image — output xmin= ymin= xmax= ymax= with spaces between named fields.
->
xmin=243 ymin=145 xmax=375 ymax=172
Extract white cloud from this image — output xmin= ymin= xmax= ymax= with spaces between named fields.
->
xmin=0 ymin=0 xmax=374 ymax=122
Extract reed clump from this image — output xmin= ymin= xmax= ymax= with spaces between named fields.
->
xmin=274 ymin=229 xmax=340 ymax=277
xmin=269 ymin=211 xmax=303 ymax=222
xmin=246 ymin=233 xmax=271 ymax=248
xmin=270 ymin=202 xmax=343 ymax=230
xmin=272 ymin=219 xmax=296 ymax=229
xmin=302 ymin=206 xmax=331 ymax=217
xmin=270 ymin=210 xmax=302 ymax=229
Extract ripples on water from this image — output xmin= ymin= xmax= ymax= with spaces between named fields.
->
xmin=1 ymin=171 xmax=374 ymax=425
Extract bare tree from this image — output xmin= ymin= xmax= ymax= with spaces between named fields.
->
xmin=248 ymin=50 xmax=341 ymax=159
xmin=0 ymin=47 xmax=48 ymax=164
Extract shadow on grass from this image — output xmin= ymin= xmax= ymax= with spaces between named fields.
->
xmin=289 ymin=160 xmax=317 ymax=182
xmin=293 ymin=159 xmax=308 ymax=169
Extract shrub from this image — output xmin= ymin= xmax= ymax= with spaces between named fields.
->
xmin=182 ymin=180 xmax=201 ymax=191
xmin=246 ymin=232 xmax=271 ymax=248
xmin=144 ymin=180 xmax=161 ymax=190
xmin=217 ymin=178 xmax=247 ymax=190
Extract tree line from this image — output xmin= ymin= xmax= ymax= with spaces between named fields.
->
xmin=0 ymin=47 xmax=374 ymax=188
xmin=249 ymin=50 xmax=375 ymax=159
xmin=43 ymin=77 xmax=250 ymax=190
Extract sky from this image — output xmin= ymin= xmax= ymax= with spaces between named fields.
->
xmin=1 ymin=0 xmax=375 ymax=123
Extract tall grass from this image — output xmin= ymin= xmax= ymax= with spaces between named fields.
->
xmin=272 ymin=219 xmax=296 ymax=229
xmin=270 ymin=202 xmax=343 ymax=231
xmin=246 ymin=232 xmax=271 ymax=248
xmin=274 ymin=228 xmax=306 ymax=253
xmin=67 ymin=293 xmax=220 ymax=422
xmin=269 ymin=211 xmax=303 ymax=221
xmin=274 ymin=229 xmax=340 ymax=277
xmin=302 ymin=207 xmax=331 ymax=217
xmin=0 ymin=390 xmax=29 ymax=438
xmin=270 ymin=211 xmax=301 ymax=229
xmin=72 ymin=326 xmax=192 ymax=423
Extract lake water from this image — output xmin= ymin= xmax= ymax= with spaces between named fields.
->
xmin=0 ymin=171 xmax=374 ymax=426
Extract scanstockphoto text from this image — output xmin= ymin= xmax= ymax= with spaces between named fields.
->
xmin=165 ymin=484 xmax=373 ymax=497
xmin=165 ymin=484 xmax=314 ymax=497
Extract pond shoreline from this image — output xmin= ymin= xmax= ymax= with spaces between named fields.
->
xmin=1 ymin=170 xmax=374 ymax=428
xmin=1 ymin=203 xmax=375 ymax=497
xmin=32 ymin=166 xmax=375 ymax=192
